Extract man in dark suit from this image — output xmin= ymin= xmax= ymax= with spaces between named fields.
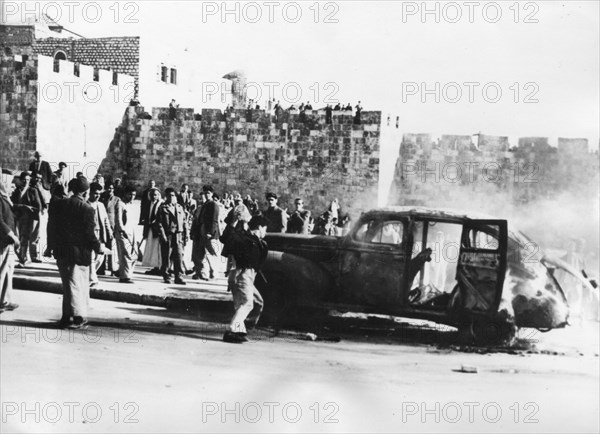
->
xmin=157 ymin=187 xmax=188 ymax=285
xmin=139 ymin=179 xmax=156 ymax=225
xmin=28 ymin=151 xmax=53 ymax=193
xmin=46 ymin=177 xmax=104 ymax=328
xmin=10 ymin=171 xmax=44 ymax=266
xmin=263 ymin=192 xmax=287 ymax=233
xmin=191 ymin=185 xmax=221 ymax=280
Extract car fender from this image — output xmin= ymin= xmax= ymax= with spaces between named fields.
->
xmin=260 ymin=250 xmax=334 ymax=308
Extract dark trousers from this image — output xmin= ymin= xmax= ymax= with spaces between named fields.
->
xmin=160 ymin=233 xmax=184 ymax=280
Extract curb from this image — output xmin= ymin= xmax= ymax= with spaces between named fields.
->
xmin=13 ymin=276 xmax=232 ymax=314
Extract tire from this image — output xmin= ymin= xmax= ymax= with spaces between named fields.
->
xmin=462 ymin=317 xmax=517 ymax=346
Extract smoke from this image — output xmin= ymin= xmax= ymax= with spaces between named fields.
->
xmin=387 ymin=178 xmax=600 ymax=278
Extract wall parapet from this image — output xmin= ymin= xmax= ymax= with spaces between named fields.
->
xmin=100 ymin=105 xmax=382 ymax=217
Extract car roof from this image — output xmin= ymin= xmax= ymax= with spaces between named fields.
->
xmin=363 ymin=206 xmax=498 ymax=221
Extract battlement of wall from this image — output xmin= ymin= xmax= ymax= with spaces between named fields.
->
xmin=100 ymin=106 xmax=382 ymax=217
xmin=1 ymin=26 xmax=140 ymax=91
xmin=34 ymin=36 xmax=140 ymax=84
xmin=34 ymin=54 xmax=135 ymax=89
xmin=1 ymin=53 xmax=136 ymax=171
xmin=388 ymin=133 xmax=599 ymax=210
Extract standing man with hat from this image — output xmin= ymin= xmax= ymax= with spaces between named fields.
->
xmin=46 ymin=177 xmax=105 ymax=328
xmin=157 ymin=187 xmax=188 ymax=285
xmin=191 ymin=185 xmax=221 ymax=280
xmin=28 ymin=151 xmax=53 ymax=201
xmin=263 ymin=192 xmax=287 ymax=233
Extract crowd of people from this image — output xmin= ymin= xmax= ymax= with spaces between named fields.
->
xmin=222 ymin=99 xmax=364 ymax=125
xmin=0 ymin=152 xmax=352 ymax=343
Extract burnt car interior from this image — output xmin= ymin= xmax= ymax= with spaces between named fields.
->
xmin=354 ymin=219 xmax=404 ymax=245
xmin=408 ymin=220 xmax=461 ymax=309
xmin=407 ymin=219 xmax=504 ymax=312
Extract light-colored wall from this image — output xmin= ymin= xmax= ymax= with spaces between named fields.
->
xmin=138 ymin=39 xmax=201 ymax=111
xmin=36 ymin=55 xmax=134 ymax=177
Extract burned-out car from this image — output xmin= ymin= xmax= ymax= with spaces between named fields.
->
xmin=260 ymin=207 xmax=577 ymax=343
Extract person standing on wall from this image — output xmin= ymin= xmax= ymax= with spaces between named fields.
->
xmin=354 ymin=100 xmax=363 ymax=124
xmin=46 ymin=177 xmax=105 ymax=328
xmin=114 ymin=186 xmax=137 ymax=283
xmin=0 ymin=173 xmax=20 ymax=313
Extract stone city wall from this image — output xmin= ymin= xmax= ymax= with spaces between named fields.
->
xmin=100 ymin=107 xmax=381 ymax=217
xmin=0 ymin=54 xmax=38 ymax=171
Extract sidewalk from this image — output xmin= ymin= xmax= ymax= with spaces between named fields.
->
xmin=13 ymin=260 xmax=233 ymax=315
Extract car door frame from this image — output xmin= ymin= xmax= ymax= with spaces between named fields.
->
xmin=455 ymin=219 xmax=508 ymax=314
xmin=337 ymin=215 xmax=410 ymax=308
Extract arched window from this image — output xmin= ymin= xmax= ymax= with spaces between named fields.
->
xmin=53 ymin=51 xmax=67 ymax=72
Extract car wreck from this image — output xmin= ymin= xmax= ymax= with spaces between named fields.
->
xmin=259 ymin=207 xmax=588 ymax=344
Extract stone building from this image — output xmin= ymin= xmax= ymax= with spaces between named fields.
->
xmin=1 ymin=20 xmax=199 ymax=109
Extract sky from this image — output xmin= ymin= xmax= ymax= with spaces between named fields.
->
xmin=2 ymin=0 xmax=599 ymax=147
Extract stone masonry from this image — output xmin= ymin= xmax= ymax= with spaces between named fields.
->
xmin=388 ymin=133 xmax=599 ymax=209
xmin=0 ymin=54 xmax=38 ymax=170
xmin=100 ymin=107 xmax=382 ymax=217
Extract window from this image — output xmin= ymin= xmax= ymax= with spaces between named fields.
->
xmin=409 ymin=221 xmax=462 ymax=306
xmin=160 ymin=65 xmax=168 ymax=82
xmin=464 ymin=227 xmax=499 ymax=250
xmin=354 ymin=220 xmax=404 ymax=245
xmin=73 ymin=63 xmax=80 ymax=77
xmin=170 ymin=68 xmax=177 ymax=84
xmin=112 ymin=71 xmax=118 ymax=85
xmin=93 ymin=67 xmax=99 ymax=82
xmin=53 ymin=51 xmax=66 ymax=72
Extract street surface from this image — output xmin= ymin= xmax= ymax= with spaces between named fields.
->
xmin=1 ymin=290 xmax=598 ymax=433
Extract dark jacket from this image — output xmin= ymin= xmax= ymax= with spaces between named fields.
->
xmin=287 ymin=210 xmax=311 ymax=234
xmin=196 ymin=200 xmax=220 ymax=239
xmin=264 ymin=206 xmax=288 ymax=233
xmin=10 ymin=186 xmax=43 ymax=221
xmin=230 ymin=229 xmax=268 ymax=271
xmin=48 ymin=196 xmax=102 ymax=266
xmin=0 ymin=195 xmax=17 ymax=251
xmin=29 ymin=160 xmax=53 ymax=190
xmin=139 ymin=188 xmax=153 ymax=225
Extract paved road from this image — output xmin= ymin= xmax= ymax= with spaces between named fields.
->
xmin=1 ymin=290 xmax=598 ymax=433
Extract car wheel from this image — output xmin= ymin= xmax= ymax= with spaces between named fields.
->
xmin=467 ymin=317 xmax=517 ymax=346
